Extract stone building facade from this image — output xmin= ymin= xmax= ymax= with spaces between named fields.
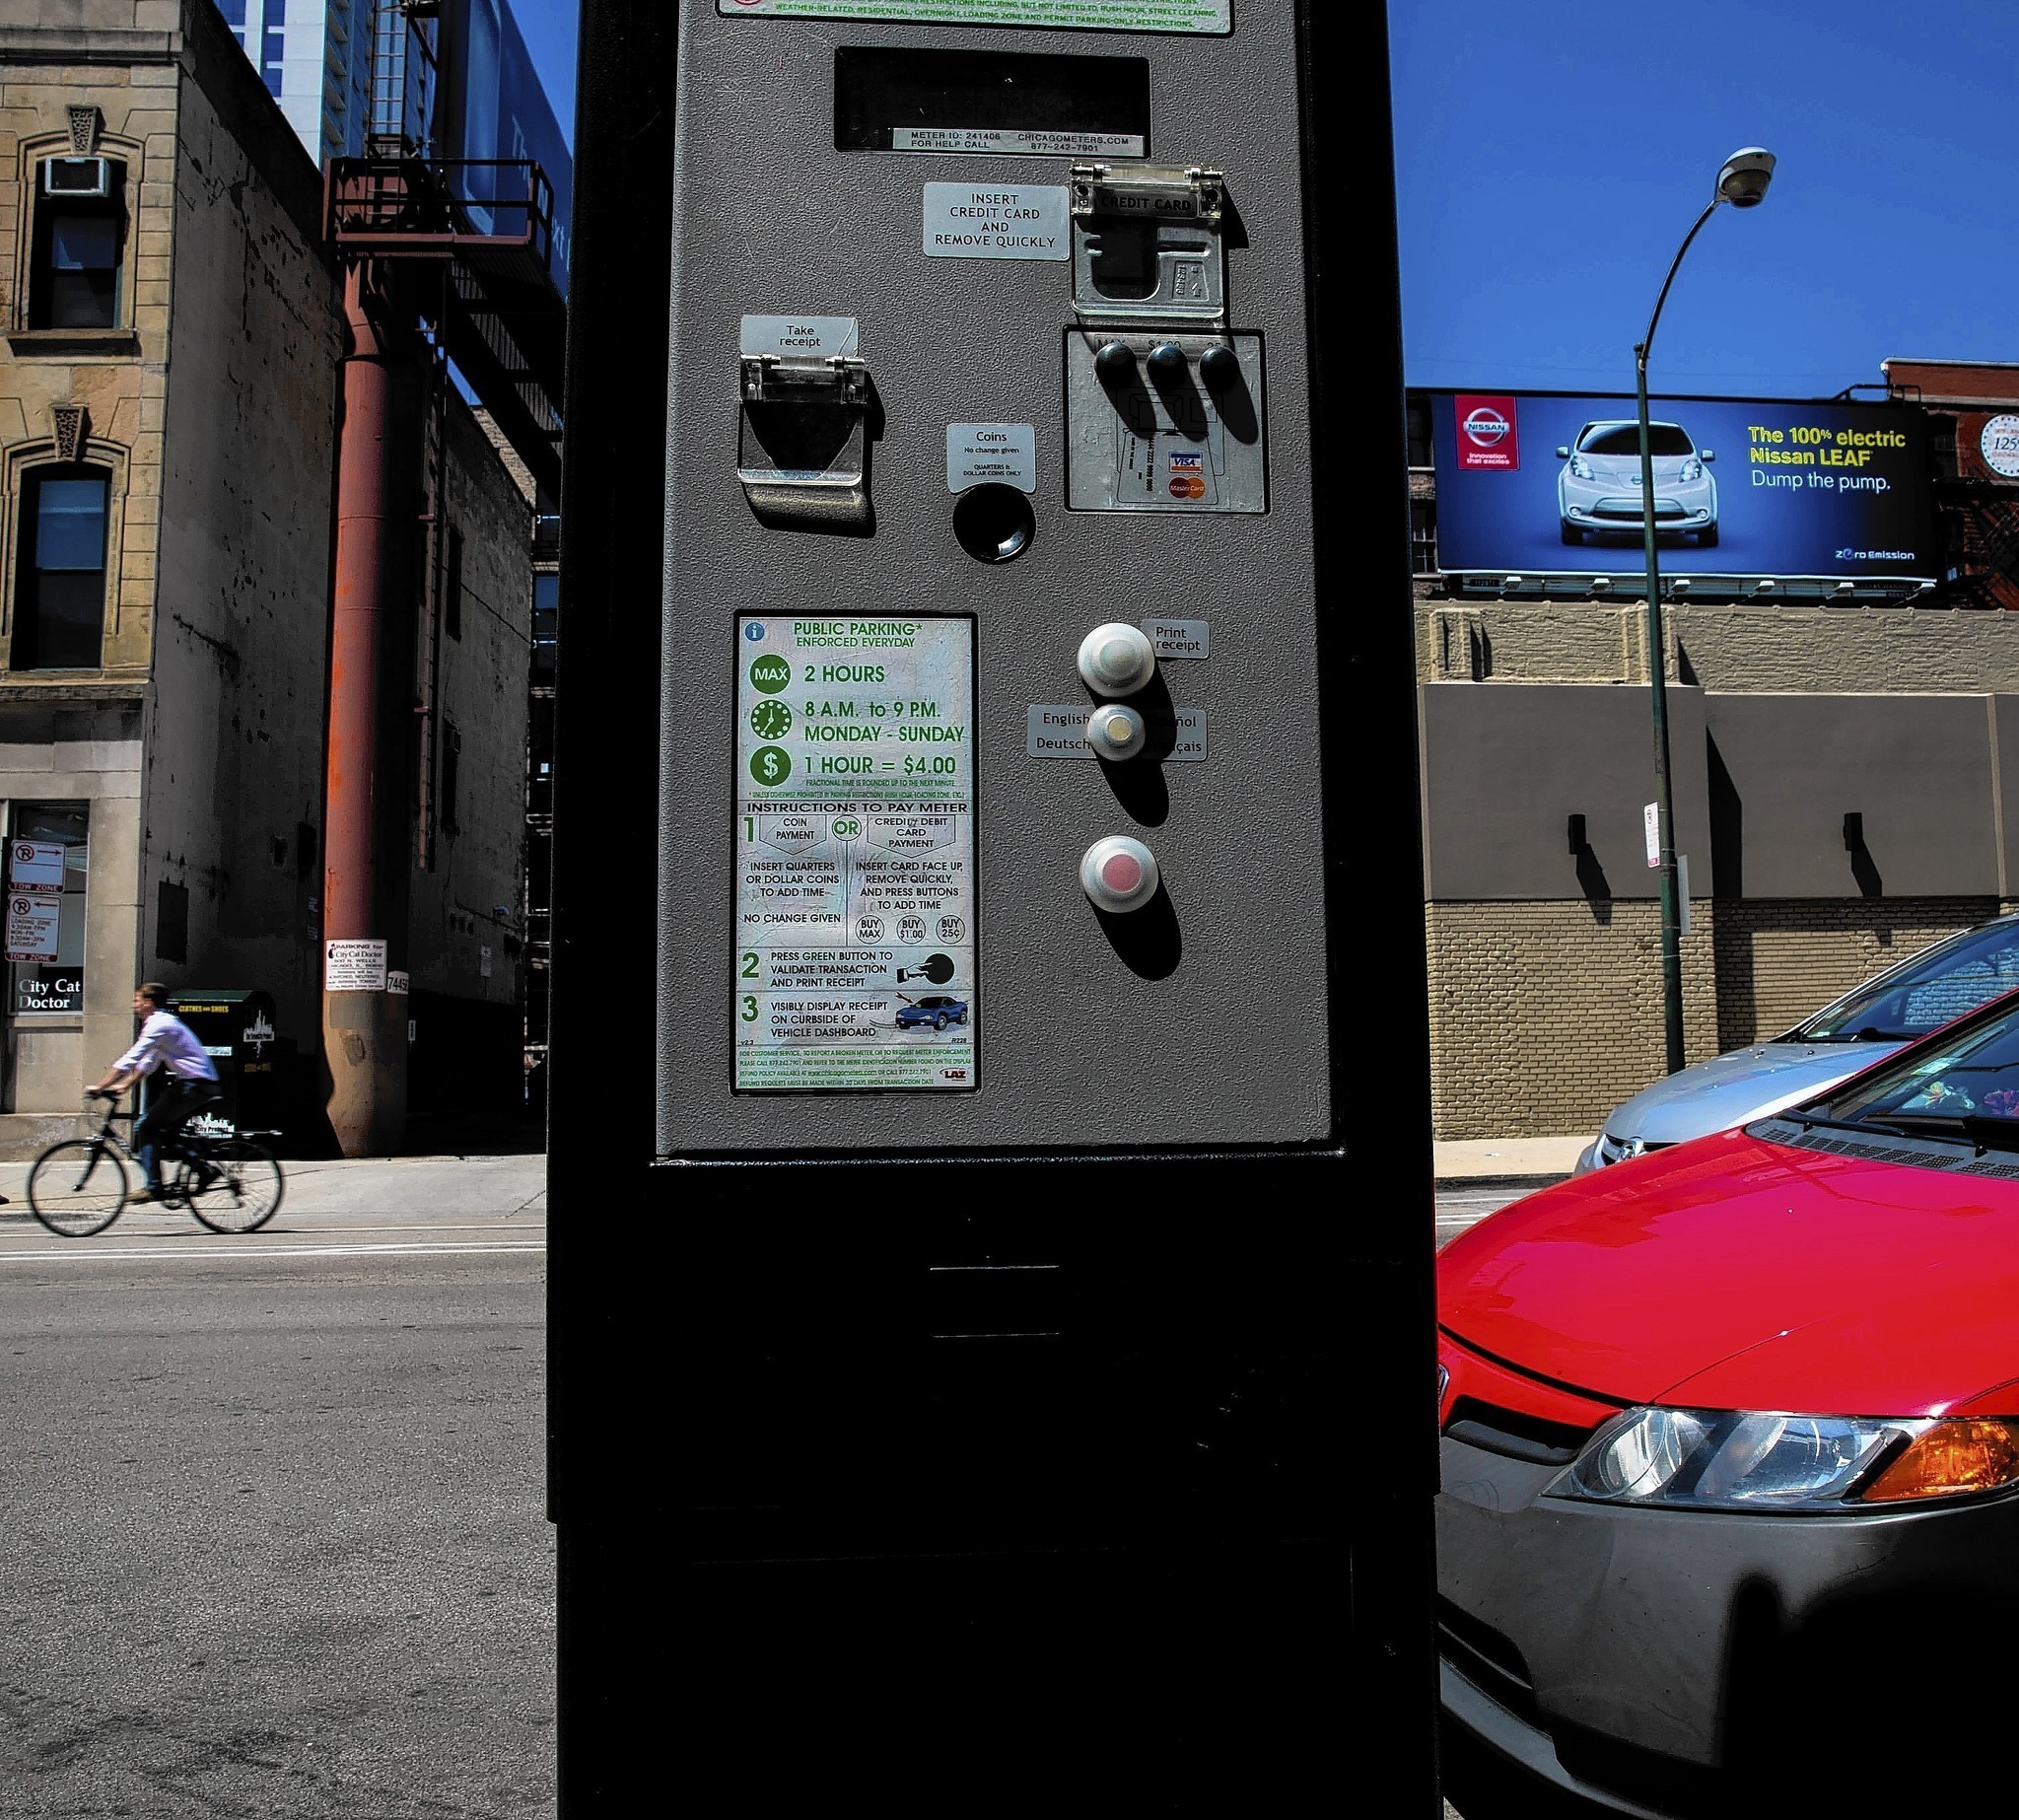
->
xmin=0 ymin=0 xmax=530 ymax=1155
xmin=1412 ymin=367 xmax=2019 ymax=1141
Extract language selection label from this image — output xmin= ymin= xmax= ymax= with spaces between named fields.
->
xmin=735 ymin=615 xmax=977 ymax=1092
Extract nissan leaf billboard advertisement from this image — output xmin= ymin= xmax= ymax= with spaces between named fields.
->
xmin=1429 ymin=390 xmax=1935 ymax=581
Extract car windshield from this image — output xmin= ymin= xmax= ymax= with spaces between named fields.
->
xmin=1822 ymin=992 xmax=2019 ymax=1131
xmin=1578 ymin=424 xmax=1694 ymax=456
xmin=1795 ymin=921 xmax=2019 ymax=1041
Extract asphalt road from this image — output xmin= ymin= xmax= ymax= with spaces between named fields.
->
xmin=0 ymin=1181 xmax=552 ymax=1819
xmin=0 ymin=1163 xmax=1545 ymax=1819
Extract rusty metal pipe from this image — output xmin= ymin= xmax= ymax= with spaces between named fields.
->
xmin=326 ymin=265 xmax=391 ymax=947
xmin=322 ymin=264 xmax=408 ymax=1155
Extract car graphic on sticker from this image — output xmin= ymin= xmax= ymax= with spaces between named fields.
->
xmin=895 ymin=996 xmax=969 ymax=1031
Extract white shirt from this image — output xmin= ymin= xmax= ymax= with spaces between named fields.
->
xmin=114 ymin=1010 xmax=220 ymax=1084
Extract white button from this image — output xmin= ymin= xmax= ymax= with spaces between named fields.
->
xmin=1084 ymin=703 xmax=1146 ymax=761
xmin=1079 ymin=836 xmax=1159 ymax=912
xmin=1077 ymin=622 xmax=1155 ymax=697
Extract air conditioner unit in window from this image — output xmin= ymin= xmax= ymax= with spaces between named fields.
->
xmin=42 ymin=157 xmax=111 ymax=198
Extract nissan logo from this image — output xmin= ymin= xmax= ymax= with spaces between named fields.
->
xmin=1462 ymin=407 xmax=1511 ymax=447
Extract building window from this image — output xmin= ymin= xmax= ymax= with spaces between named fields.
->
xmin=1406 ymin=391 xmax=1434 ymax=469
xmin=1410 ymin=496 xmax=1438 ymax=576
xmin=531 ymin=571 xmax=558 ymax=683
xmin=30 ymin=158 xmax=127 ymax=330
xmin=8 ymin=803 xmax=89 ymax=1017
xmin=13 ymin=466 xmax=110 ymax=670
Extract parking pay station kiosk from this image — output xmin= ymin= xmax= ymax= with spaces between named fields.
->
xmin=550 ymin=2 xmax=1438 ymax=1808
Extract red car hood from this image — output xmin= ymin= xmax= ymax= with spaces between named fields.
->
xmin=1438 ymin=1128 xmax=2019 ymax=1417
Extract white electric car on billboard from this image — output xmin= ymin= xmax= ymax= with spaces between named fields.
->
xmin=1557 ymin=419 xmax=1717 ymax=546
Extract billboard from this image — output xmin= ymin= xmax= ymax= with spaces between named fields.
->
xmin=1430 ymin=390 xmax=1935 ymax=581
xmin=438 ymin=0 xmax=574 ymax=289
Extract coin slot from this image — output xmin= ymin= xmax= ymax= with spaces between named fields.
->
xmin=952 ymin=484 xmax=1035 ymax=564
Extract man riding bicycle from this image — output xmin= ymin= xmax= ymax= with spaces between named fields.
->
xmin=89 ymin=982 xmax=221 ymax=1204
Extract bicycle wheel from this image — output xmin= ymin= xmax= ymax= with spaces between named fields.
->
xmin=186 ymin=1138 xmax=284 ymax=1234
xmin=28 ymin=1140 xmax=129 ymax=1237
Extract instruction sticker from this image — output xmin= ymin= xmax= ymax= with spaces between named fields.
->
xmin=736 ymin=616 xmax=978 ymax=1092
xmin=721 ymin=0 xmax=1231 ymax=32
xmin=923 ymin=184 xmax=1069 ymax=260
xmin=948 ymin=423 xmax=1036 ymax=494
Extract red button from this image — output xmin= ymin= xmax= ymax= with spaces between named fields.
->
xmin=1100 ymin=853 xmax=1144 ymax=894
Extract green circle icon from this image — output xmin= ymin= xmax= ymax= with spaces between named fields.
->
xmin=750 ymin=699 xmax=793 ymax=739
xmin=749 ymin=654 xmax=792 ymax=695
xmin=750 ymin=745 xmax=792 ymax=787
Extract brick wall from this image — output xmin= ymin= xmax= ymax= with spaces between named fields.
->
xmin=1425 ymin=900 xmax=1718 ymax=1141
xmin=1425 ymin=896 xmax=2003 ymax=1140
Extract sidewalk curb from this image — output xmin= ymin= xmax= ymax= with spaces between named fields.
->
xmin=1434 ymin=1173 xmax=1567 ymax=1194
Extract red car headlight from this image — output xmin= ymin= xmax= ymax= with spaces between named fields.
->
xmin=1547 ymin=1408 xmax=2019 ymax=1511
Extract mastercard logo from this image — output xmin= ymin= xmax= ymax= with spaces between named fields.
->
xmin=1168 ymin=475 xmax=1207 ymax=500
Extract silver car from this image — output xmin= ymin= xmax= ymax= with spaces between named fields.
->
xmin=1557 ymin=418 xmax=1716 ymax=546
xmin=1577 ymin=913 xmax=2019 ymax=1173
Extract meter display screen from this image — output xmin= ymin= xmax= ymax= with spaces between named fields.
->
xmin=834 ymin=47 xmax=1151 ymax=157
xmin=734 ymin=615 xmax=978 ymax=1092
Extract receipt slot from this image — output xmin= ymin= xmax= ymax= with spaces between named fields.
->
xmin=551 ymin=4 xmax=1437 ymax=1811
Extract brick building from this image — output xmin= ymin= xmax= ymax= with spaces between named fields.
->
xmin=0 ymin=0 xmax=533 ymax=1155
xmin=1412 ymin=363 xmax=2019 ymax=1141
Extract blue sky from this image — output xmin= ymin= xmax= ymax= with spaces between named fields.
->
xmin=1390 ymin=0 xmax=2019 ymax=401
xmin=512 ymin=2 xmax=2018 ymax=404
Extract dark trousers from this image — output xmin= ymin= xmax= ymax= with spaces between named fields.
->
xmin=135 ymin=1078 xmax=221 ymax=1188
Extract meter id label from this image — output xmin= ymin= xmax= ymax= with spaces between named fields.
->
xmin=721 ymin=0 xmax=1231 ymax=32
xmin=735 ymin=615 xmax=978 ymax=1092
xmin=898 ymin=128 xmax=1144 ymax=157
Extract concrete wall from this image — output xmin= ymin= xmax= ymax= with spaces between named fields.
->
xmin=405 ymin=395 xmax=530 ymax=1015
xmin=1421 ymin=681 xmax=1711 ymax=900
xmin=146 ymin=0 xmax=339 ymax=1050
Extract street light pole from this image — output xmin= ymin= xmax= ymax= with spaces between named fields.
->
xmin=1635 ymin=147 xmax=1775 ymax=1076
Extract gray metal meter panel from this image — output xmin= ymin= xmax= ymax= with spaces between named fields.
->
xmin=658 ymin=2 xmax=1330 ymax=1154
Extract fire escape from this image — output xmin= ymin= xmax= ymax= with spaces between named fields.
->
xmin=322 ymin=155 xmax=565 ymax=498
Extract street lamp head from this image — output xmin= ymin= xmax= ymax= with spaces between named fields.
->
xmin=1716 ymin=147 xmax=1776 ymax=208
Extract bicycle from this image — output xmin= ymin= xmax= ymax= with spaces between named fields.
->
xmin=27 ymin=1092 xmax=285 ymax=1239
